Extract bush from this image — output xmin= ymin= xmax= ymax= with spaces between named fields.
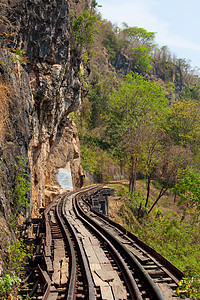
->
xmin=110 ymin=183 xmax=200 ymax=278
xmin=0 ymin=237 xmax=33 ymax=299
xmin=0 ymin=274 xmax=21 ymax=299
xmin=176 ymin=277 xmax=200 ymax=299
xmin=9 ymin=156 xmax=31 ymax=226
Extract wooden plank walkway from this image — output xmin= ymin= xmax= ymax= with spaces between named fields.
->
xmin=52 ymin=240 xmax=69 ymax=286
xmin=64 ymin=199 xmax=127 ymax=300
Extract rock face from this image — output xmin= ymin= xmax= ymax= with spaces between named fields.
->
xmin=0 ymin=0 xmax=88 ymax=219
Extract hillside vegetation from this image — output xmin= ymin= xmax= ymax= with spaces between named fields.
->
xmin=70 ymin=4 xmax=200 ymax=298
xmin=0 ymin=1 xmax=199 ymax=298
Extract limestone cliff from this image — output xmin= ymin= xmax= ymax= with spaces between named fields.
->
xmin=0 ymin=0 xmax=88 ymax=224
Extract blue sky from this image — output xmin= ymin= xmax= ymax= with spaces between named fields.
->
xmin=97 ymin=0 xmax=200 ymax=70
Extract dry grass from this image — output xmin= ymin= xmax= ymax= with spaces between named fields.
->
xmin=0 ymin=82 xmax=11 ymax=139
xmin=108 ymin=180 xmax=183 ymax=221
xmin=0 ymin=0 xmax=21 ymax=48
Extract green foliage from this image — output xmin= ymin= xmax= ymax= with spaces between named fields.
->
xmin=121 ymin=23 xmax=156 ymax=49
xmin=81 ymin=143 xmax=115 ymax=182
xmin=112 ymin=184 xmax=130 ymax=198
xmin=81 ymin=145 xmax=98 ymax=174
xmin=83 ymin=134 xmax=110 ymax=150
xmin=144 ymin=217 xmax=200 ymax=276
xmin=71 ymin=8 xmax=100 ymax=48
xmin=9 ymin=156 xmax=31 ymax=226
xmin=5 ymin=238 xmax=32 ymax=276
xmin=0 ymin=274 xmax=21 ymax=298
xmin=107 ymin=72 xmax=167 ymax=138
xmin=100 ymin=21 xmax=157 ymax=74
xmin=173 ymin=167 xmax=200 ymax=221
xmin=10 ymin=48 xmax=27 ymax=65
xmin=119 ymin=24 xmax=156 ymax=73
xmin=181 ymin=81 xmax=200 ymax=102
xmin=0 ymin=237 xmax=33 ymax=299
xmin=109 ymin=182 xmax=200 ymax=279
xmin=130 ymin=45 xmax=153 ymax=73
xmin=132 ymin=189 xmax=145 ymax=204
xmin=163 ymin=100 xmax=200 ymax=152
xmin=112 ymin=184 xmax=145 ymax=204
xmin=115 ymin=186 xmax=200 ymax=278
xmin=176 ymin=277 xmax=200 ymax=299
xmin=106 ymin=72 xmax=167 ymax=193
xmin=87 ymin=85 xmax=101 ymax=128
xmin=103 ymin=25 xmax=123 ymax=63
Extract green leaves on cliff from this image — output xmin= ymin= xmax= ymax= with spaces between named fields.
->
xmin=102 ymin=22 xmax=156 ymax=73
xmin=10 ymin=48 xmax=27 ymax=65
xmin=71 ymin=7 xmax=100 ymax=48
xmin=130 ymin=45 xmax=153 ymax=73
xmin=121 ymin=23 xmax=156 ymax=49
xmin=120 ymin=23 xmax=156 ymax=73
xmin=9 ymin=155 xmax=31 ymax=225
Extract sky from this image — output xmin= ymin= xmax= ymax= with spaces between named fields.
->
xmin=97 ymin=0 xmax=200 ymax=70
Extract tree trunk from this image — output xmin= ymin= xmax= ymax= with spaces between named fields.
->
xmin=180 ymin=208 xmax=187 ymax=222
xmin=174 ymin=191 xmax=177 ymax=203
xmin=148 ymin=186 xmax=167 ymax=214
xmin=129 ymin=156 xmax=137 ymax=195
xmin=174 ymin=176 xmax=177 ymax=203
xmin=145 ymin=175 xmax=151 ymax=208
xmin=181 ymin=204 xmax=193 ymax=222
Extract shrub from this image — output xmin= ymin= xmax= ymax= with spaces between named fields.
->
xmin=9 ymin=155 xmax=31 ymax=226
xmin=0 ymin=237 xmax=33 ymax=299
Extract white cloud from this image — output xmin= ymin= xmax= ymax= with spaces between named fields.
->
xmin=156 ymin=30 xmax=200 ymax=52
xmin=99 ymin=0 xmax=200 ymax=66
xmin=99 ymin=0 xmax=168 ymax=31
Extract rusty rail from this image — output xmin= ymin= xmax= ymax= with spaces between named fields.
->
xmin=89 ymin=202 xmax=184 ymax=282
xmin=61 ymin=194 xmax=96 ymax=300
xmin=38 ymin=185 xmax=183 ymax=299
xmin=75 ymin=189 xmax=165 ymax=300
xmin=73 ymin=191 xmax=143 ymax=300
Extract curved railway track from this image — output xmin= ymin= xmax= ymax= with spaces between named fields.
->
xmin=35 ymin=186 xmax=184 ymax=300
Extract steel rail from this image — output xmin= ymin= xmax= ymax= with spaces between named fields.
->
xmin=75 ymin=190 xmax=165 ymax=300
xmin=61 ymin=194 xmax=96 ymax=300
xmin=73 ymin=193 xmax=143 ymax=300
xmin=91 ymin=206 xmax=184 ymax=282
xmin=55 ymin=195 xmax=77 ymax=300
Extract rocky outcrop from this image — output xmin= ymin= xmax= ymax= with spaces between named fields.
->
xmin=0 ymin=0 xmax=88 ymax=220
xmin=0 ymin=49 xmax=33 ymax=218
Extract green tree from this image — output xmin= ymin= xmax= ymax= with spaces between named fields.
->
xmin=121 ymin=23 xmax=156 ymax=49
xmin=119 ymin=23 xmax=156 ymax=73
xmin=173 ymin=167 xmax=200 ymax=222
xmin=9 ymin=155 xmax=31 ymax=226
xmin=138 ymin=126 xmax=166 ymax=208
xmin=163 ymin=100 xmax=200 ymax=153
xmin=71 ymin=3 xmax=100 ymax=49
xmin=107 ymin=72 xmax=167 ymax=194
xmin=148 ymin=145 xmax=192 ymax=214
xmin=130 ymin=45 xmax=153 ymax=73
xmin=0 ymin=237 xmax=33 ymax=299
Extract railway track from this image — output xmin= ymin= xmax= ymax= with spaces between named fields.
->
xmin=33 ymin=186 xmax=184 ymax=299
xmin=42 ymin=191 xmax=95 ymax=299
xmin=77 ymin=187 xmax=184 ymax=299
